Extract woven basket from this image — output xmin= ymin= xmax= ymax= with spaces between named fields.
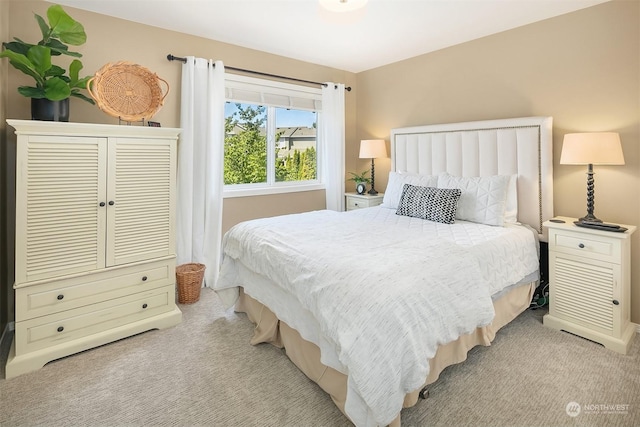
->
xmin=176 ymin=263 xmax=205 ymax=304
xmin=87 ymin=61 xmax=169 ymax=122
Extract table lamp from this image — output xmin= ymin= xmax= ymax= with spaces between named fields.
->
xmin=560 ymin=132 xmax=624 ymax=223
xmin=359 ymin=139 xmax=387 ymax=195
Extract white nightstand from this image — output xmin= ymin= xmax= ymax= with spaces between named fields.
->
xmin=543 ymin=216 xmax=636 ymax=354
xmin=345 ymin=192 xmax=384 ymax=211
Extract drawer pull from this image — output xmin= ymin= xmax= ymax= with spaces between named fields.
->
xmin=613 ymin=300 xmax=620 ymax=305
xmin=108 ymin=200 xmax=115 ymax=206
xmin=99 ymin=202 xmax=106 ymax=207
xmin=142 ymin=303 xmax=148 ymax=309
xmin=142 ymin=276 xmax=148 ymax=282
xmin=57 ymin=326 xmax=64 ymax=333
xmin=578 ymin=243 xmax=585 ymax=249
xmin=57 ymin=294 xmax=64 ymax=300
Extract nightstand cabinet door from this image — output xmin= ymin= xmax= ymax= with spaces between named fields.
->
xmin=543 ymin=217 xmax=636 ymax=354
xmin=549 ymin=252 xmax=621 ymax=337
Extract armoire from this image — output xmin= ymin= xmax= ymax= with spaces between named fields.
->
xmin=5 ymin=119 xmax=182 ymax=378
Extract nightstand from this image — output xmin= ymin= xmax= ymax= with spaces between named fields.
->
xmin=543 ymin=216 xmax=636 ymax=354
xmin=345 ymin=192 xmax=384 ymax=211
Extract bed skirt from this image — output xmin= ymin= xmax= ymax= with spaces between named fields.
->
xmin=235 ymin=282 xmax=536 ymax=426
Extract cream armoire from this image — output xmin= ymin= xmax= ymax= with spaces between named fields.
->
xmin=6 ymin=120 xmax=182 ymax=378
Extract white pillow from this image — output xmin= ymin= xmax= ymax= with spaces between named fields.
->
xmin=381 ymin=171 xmax=438 ymax=209
xmin=437 ymin=173 xmax=511 ymax=226
xmin=505 ymin=174 xmax=518 ymax=224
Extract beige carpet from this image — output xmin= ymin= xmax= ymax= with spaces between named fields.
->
xmin=1 ymin=288 xmax=639 ymax=427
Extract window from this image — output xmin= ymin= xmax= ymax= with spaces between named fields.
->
xmin=223 ymin=75 xmax=323 ymax=197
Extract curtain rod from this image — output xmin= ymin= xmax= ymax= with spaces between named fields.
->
xmin=167 ymin=54 xmax=351 ymax=91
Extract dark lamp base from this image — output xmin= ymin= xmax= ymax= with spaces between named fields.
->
xmin=578 ymin=214 xmax=602 ymax=223
xmin=367 ymin=188 xmax=378 ymax=195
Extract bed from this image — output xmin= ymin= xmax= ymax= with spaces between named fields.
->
xmin=214 ymin=116 xmax=554 ymax=426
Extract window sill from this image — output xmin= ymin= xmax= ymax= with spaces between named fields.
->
xmin=223 ymin=182 xmax=325 ymax=198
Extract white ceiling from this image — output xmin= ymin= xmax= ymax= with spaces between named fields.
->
xmin=54 ymin=0 xmax=608 ymax=73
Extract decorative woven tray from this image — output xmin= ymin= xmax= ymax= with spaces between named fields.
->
xmin=88 ymin=61 xmax=169 ymax=122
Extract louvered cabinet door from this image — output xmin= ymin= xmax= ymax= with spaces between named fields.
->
xmin=106 ymin=138 xmax=176 ymax=267
xmin=15 ymin=135 xmax=107 ymax=283
xmin=548 ymin=253 xmax=621 ymax=337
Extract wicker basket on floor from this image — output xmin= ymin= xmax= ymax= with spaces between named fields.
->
xmin=176 ymin=263 xmax=205 ymax=304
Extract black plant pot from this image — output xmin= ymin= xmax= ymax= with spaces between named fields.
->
xmin=31 ymin=98 xmax=69 ymax=122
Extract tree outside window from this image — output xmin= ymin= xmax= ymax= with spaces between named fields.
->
xmin=224 ymin=102 xmax=318 ymax=186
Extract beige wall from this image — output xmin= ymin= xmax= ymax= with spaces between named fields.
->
xmin=355 ymin=0 xmax=640 ymax=322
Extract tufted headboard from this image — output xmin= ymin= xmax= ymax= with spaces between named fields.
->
xmin=390 ymin=116 xmax=553 ymax=238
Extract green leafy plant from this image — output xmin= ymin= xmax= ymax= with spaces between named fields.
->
xmin=0 ymin=4 xmax=94 ymax=104
xmin=347 ymin=170 xmax=371 ymax=184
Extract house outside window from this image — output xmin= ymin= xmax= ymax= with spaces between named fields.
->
xmin=223 ymin=74 xmax=324 ymax=197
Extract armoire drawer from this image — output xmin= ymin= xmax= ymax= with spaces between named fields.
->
xmin=16 ymin=259 xmax=175 ymax=321
xmin=15 ymin=285 xmax=175 ymax=355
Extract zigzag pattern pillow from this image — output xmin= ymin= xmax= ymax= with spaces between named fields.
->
xmin=437 ymin=173 xmax=510 ymax=226
xmin=396 ymin=184 xmax=461 ymax=224
xmin=381 ymin=171 xmax=438 ymax=209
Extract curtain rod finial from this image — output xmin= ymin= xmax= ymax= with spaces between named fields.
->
xmin=167 ymin=54 xmax=187 ymax=63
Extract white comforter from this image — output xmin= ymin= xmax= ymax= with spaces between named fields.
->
xmin=215 ymin=208 xmax=538 ymax=426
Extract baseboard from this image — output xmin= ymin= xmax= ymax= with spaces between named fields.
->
xmin=636 ymin=323 xmax=640 ymax=334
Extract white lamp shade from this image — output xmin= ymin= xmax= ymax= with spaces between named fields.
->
xmin=560 ymin=132 xmax=625 ymax=165
xmin=359 ymin=139 xmax=387 ymax=159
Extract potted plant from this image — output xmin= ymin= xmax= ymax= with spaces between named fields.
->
xmin=348 ymin=170 xmax=371 ymax=195
xmin=0 ymin=4 xmax=94 ymax=121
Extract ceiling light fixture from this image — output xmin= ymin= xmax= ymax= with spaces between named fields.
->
xmin=319 ymin=0 xmax=369 ymax=13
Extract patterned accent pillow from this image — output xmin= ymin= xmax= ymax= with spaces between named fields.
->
xmin=395 ymin=184 xmax=462 ymax=224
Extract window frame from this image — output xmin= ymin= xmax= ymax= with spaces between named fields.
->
xmin=222 ymin=74 xmax=324 ymax=198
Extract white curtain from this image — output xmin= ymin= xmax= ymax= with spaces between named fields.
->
xmin=176 ymin=57 xmax=225 ymax=288
xmin=321 ymin=83 xmax=346 ymax=211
